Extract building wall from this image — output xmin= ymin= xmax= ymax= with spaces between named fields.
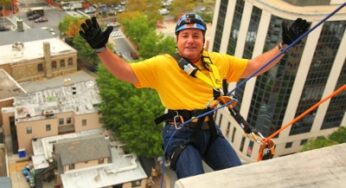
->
xmin=74 ymin=113 xmax=102 ymax=133
xmin=16 ymin=111 xmax=102 ymax=155
xmin=211 ymin=0 xmax=346 ymax=162
xmin=16 ymin=118 xmax=58 ymax=154
xmin=63 ymin=158 xmax=109 ymax=173
xmin=1 ymin=108 xmax=14 ymax=137
xmin=7 ymin=52 xmax=77 ymax=83
xmin=0 ymin=99 xmax=13 ymax=129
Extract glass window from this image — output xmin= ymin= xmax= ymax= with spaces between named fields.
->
xmin=68 ymin=58 xmax=73 ymax=66
xmin=26 ymin=127 xmax=32 ymax=134
xmin=231 ymin=127 xmax=236 ymax=142
xmin=300 ymin=139 xmax=308 ymax=145
xmin=66 ymin=117 xmax=72 ymax=124
xmin=60 ymin=59 xmax=65 ymax=68
xmin=290 ymin=21 xmax=346 ymax=135
xmin=37 ymin=63 xmax=43 ymax=72
xmin=82 ymin=119 xmax=87 ymax=126
xmin=321 ymin=59 xmax=346 ymax=129
xmin=69 ymin=164 xmax=75 ymax=170
xmin=52 ymin=61 xmax=57 ymax=69
xmin=218 ymin=114 xmax=223 ymax=128
xmin=227 ymin=0 xmax=244 ymax=54
xmin=239 ymin=136 xmax=245 ymax=152
xmin=248 ymin=16 xmax=302 ymax=137
xmin=226 ymin=122 xmax=231 ymax=137
xmin=285 ymin=142 xmax=293 ymax=148
xmin=59 ymin=118 xmax=64 ymax=125
xmin=246 ymin=141 xmax=254 ymax=157
xmin=98 ymin=158 xmax=104 ymax=164
xmin=46 ymin=124 xmax=51 ymax=131
xmin=213 ymin=0 xmax=229 ymax=51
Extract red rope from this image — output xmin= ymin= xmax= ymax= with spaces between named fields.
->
xmin=258 ymin=84 xmax=346 ymax=161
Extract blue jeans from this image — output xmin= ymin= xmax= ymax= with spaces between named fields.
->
xmin=162 ymin=123 xmax=241 ymax=179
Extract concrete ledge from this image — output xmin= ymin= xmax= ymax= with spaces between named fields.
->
xmin=175 ymin=143 xmax=346 ymax=188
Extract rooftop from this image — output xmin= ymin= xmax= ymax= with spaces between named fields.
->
xmin=0 ymin=69 xmax=26 ymax=101
xmin=55 ymin=135 xmax=111 ymax=167
xmin=0 ymin=27 xmax=55 ymax=45
xmin=0 ymin=37 xmax=76 ymax=65
xmin=14 ymin=80 xmax=101 ymax=123
xmin=252 ymin=0 xmax=346 ymax=21
xmin=31 ymin=129 xmax=147 ymax=188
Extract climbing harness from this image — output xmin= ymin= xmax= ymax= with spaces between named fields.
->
xmin=155 ymin=52 xmax=223 ymax=170
xmin=160 ymin=2 xmax=346 ymax=187
xmin=156 ymin=51 xmax=269 ymax=170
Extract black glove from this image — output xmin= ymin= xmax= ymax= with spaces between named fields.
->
xmin=282 ymin=18 xmax=310 ymax=45
xmin=79 ymin=17 xmax=113 ymax=52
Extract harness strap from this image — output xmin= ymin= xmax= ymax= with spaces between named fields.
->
xmin=169 ymin=144 xmax=187 ymax=170
xmin=168 ymin=110 xmax=219 ymax=170
xmin=172 ymin=52 xmax=222 ymax=91
xmin=155 ymin=109 xmax=209 ymax=125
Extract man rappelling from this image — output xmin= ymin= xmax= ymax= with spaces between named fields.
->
xmin=79 ymin=13 xmax=309 ymax=179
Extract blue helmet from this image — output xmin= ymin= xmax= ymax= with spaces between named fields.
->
xmin=175 ymin=13 xmax=207 ymax=35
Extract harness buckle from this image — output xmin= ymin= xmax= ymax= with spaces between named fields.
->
xmin=208 ymin=95 xmax=238 ymax=109
xmin=173 ymin=113 xmax=184 ymax=129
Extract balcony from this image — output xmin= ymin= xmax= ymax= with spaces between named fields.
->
xmin=58 ymin=124 xmax=75 ymax=134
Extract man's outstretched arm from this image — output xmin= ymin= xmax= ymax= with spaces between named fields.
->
xmin=79 ymin=17 xmax=138 ymax=84
xmin=97 ymin=48 xmax=138 ymax=84
xmin=241 ymin=18 xmax=310 ymax=78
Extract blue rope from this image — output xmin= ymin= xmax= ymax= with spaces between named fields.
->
xmin=160 ymin=2 xmax=346 ymax=187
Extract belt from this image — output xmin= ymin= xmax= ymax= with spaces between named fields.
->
xmin=167 ymin=121 xmax=210 ymax=130
xmin=155 ymin=109 xmax=211 ymax=124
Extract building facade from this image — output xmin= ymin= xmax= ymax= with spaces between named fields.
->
xmin=209 ymin=0 xmax=346 ymax=162
xmin=1 ymin=80 xmax=102 ymax=155
xmin=0 ymin=37 xmax=77 ymax=83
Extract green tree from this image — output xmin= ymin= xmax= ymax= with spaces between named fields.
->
xmin=126 ymin=0 xmax=162 ymax=22
xmin=0 ymin=0 xmax=11 ymax=9
xmin=97 ymin=64 xmax=164 ymax=157
xmin=121 ymin=13 xmax=155 ymax=45
xmin=72 ymin=35 xmax=100 ymax=71
xmin=139 ymin=32 xmax=176 ymax=58
xmin=87 ymin=0 xmax=121 ymax=5
xmin=121 ymin=13 xmax=176 ymax=58
xmin=329 ymin=127 xmax=346 ymax=143
xmin=170 ymin=0 xmax=197 ymax=19
xmin=301 ymin=126 xmax=346 ymax=152
xmin=58 ymin=15 xmax=86 ymax=38
xmin=301 ymin=137 xmax=336 ymax=152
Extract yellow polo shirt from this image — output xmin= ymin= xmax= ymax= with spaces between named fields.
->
xmin=130 ymin=52 xmax=248 ymax=110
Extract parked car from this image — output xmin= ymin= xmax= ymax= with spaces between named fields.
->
xmin=159 ymin=8 xmax=170 ymax=15
xmin=34 ymin=17 xmax=48 ymax=23
xmin=84 ymin=6 xmax=96 ymax=14
xmin=0 ymin=25 xmax=10 ymax=32
xmin=28 ymin=13 xmax=41 ymax=20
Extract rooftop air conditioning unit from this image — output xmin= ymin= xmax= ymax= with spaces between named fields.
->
xmin=12 ymin=41 xmax=24 ymax=51
xmin=44 ymin=110 xmax=54 ymax=117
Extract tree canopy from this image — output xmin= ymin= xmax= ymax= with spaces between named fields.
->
xmin=121 ymin=13 xmax=176 ymax=58
xmin=58 ymin=15 xmax=86 ymax=38
xmin=96 ymin=64 xmax=164 ymax=157
xmin=301 ymin=127 xmax=346 ymax=152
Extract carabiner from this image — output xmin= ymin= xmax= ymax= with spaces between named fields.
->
xmin=173 ymin=113 xmax=184 ymax=129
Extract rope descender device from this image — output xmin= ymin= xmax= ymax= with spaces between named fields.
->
xmin=212 ymin=94 xmax=277 ymax=160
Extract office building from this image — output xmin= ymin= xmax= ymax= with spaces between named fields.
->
xmin=209 ymin=0 xmax=346 ymax=162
